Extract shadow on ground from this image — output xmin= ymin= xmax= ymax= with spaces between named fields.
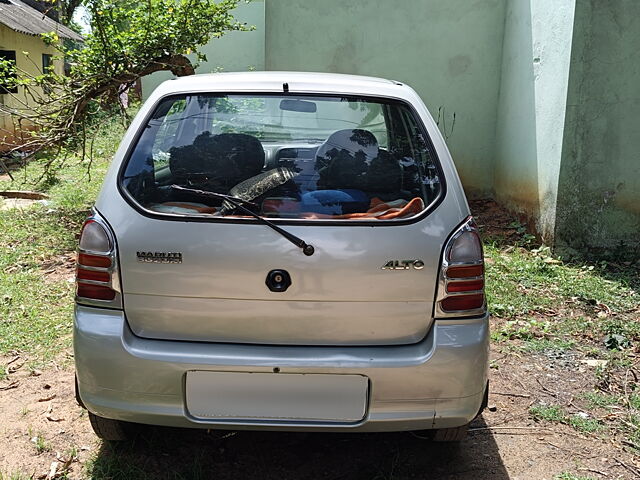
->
xmin=87 ymin=416 xmax=508 ymax=480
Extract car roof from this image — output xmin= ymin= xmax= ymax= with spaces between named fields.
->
xmin=153 ymin=71 xmax=415 ymax=100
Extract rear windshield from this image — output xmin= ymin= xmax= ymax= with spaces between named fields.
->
xmin=121 ymin=94 xmax=441 ymax=221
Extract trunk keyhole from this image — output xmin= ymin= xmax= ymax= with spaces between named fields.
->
xmin=266 ymin=269 xmax=291 ymax=292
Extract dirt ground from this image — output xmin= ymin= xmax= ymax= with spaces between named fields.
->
xmin=2 ymin=342 xmax=640 ymax=480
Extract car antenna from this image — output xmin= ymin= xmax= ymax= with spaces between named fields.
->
xmin=282 ymin=82 xmax=289 ymax=93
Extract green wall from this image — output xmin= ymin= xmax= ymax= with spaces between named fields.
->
xmin=264 ymin=0 xmax=506 ymax=197
xmin=555 ymin=0 xmax=640 ymax=252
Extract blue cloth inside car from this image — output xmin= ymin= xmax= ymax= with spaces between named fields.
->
xmin=301 ymin=189 xmax=369 ymax=215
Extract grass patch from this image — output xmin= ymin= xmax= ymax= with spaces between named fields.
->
xmin=0 ymin=112 xmax=129 ymax=362
xmin=486 ymin=244 xmax=639 ymax=319
xmin=32 ymin=433 xmax=51 ymax=454
xmin=577 ymin=391 xmax=640 ymax=451
xmin=567 ymin=414 xmax=601 ymax=433
xmin=554 ymin=473 xmax=596 ymax=480
xmin=530 ymin=404 xmax=565 ymax=423
xmin=0 ymin=473 xmax=33 ymax=480
xmin=626 ymin=415 xmax=640 ymax=451
xmin=530 ymin=404 xmax=603 ymax=434
xmin=486 ymin=241 xmax=640 ymax=358
xmin=580 ymin=391 xmax=620 ymax=410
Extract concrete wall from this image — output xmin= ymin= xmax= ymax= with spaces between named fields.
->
xmin=494 ymin=0 xmax=575 ymax=243
xmin=264 ymin=0 xmax=506 ymax=197
xmin=531 ymin=0 xmax=576 ymax=244
xmin=0 ymin=24 xmax=63 ymax=150
xmin=555 ymin=0 xmax=640 ymax=252
xmin=141 ymin=0 xmax=266 ymax=100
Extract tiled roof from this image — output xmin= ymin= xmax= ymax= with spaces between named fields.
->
xmin=0 ymin=0 xmax=83 ymax=42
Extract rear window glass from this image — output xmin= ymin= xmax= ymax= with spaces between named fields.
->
xmin=121 ymin=94 xmax=441 ymax=220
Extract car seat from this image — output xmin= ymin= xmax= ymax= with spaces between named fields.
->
xmin=169 ymin=132 xmax=265 ymax=192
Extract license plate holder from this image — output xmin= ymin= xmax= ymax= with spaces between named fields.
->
xmin=185 ymin=371 xmax=369 ymax=423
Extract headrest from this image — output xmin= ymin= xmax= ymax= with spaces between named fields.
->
xmin=315 ymin=129 xmax=379 ymax=190
xmin=315 ymin=129 xmax=379 ymax=165
xmin=169 ymin=132 xmax=265 ymax=190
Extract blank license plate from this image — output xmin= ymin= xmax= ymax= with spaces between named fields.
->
xmin=185 ymin=371 xmax=368 ymax=422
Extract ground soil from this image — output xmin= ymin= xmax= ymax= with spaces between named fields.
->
xmin=2 ymin=343 xmax=640 ymax=480
xmin=469 ymin=198 xmax=529 ymax=243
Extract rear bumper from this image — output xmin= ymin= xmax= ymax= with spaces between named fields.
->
xmin=74 ymin=305 xmax=489 ymax=432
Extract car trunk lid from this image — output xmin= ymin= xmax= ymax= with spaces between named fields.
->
xmin=115 ymin=215 xmax=443 ymax=346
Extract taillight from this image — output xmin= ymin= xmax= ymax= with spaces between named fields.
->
xmin=436 ymin=217 xmax=486 ymax=317
xmin=78 ymin=253 xmax=112 ymax=268
xmin=76 ymin=214 xmax=122 ymax=308
xmin=446 ymin=264 xmax=483 ymax=278
xmin=76 ymin=267 xmax=111 ymax=282
xmin=77 ymin=283 xmax=116 ymax=300
xmin=446 ymin=279 xmax=484 ymax=293
xmin=441 ymin=294 xmax=484 ymax=311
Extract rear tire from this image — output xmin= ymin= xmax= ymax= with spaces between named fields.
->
xmin=429 ymin=381 xmax=488 ymax=442
xmin=431 ymin=423 xmax=469 ymax=442
xmin=88 ymin=412 xmax=137 ymax=441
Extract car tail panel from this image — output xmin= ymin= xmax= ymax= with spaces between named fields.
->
xmin=109 ymin=207 xmax=455 ymax=345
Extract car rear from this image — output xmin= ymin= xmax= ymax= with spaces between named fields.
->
xmin=73 ymin=72 xmax=488 ymax=439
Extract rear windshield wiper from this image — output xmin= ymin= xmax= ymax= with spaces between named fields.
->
xmin=171 ymin=185 xmax=315 ymax=256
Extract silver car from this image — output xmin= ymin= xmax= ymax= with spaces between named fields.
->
xmin=73 ymin=72 xmax=488 ymax=442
